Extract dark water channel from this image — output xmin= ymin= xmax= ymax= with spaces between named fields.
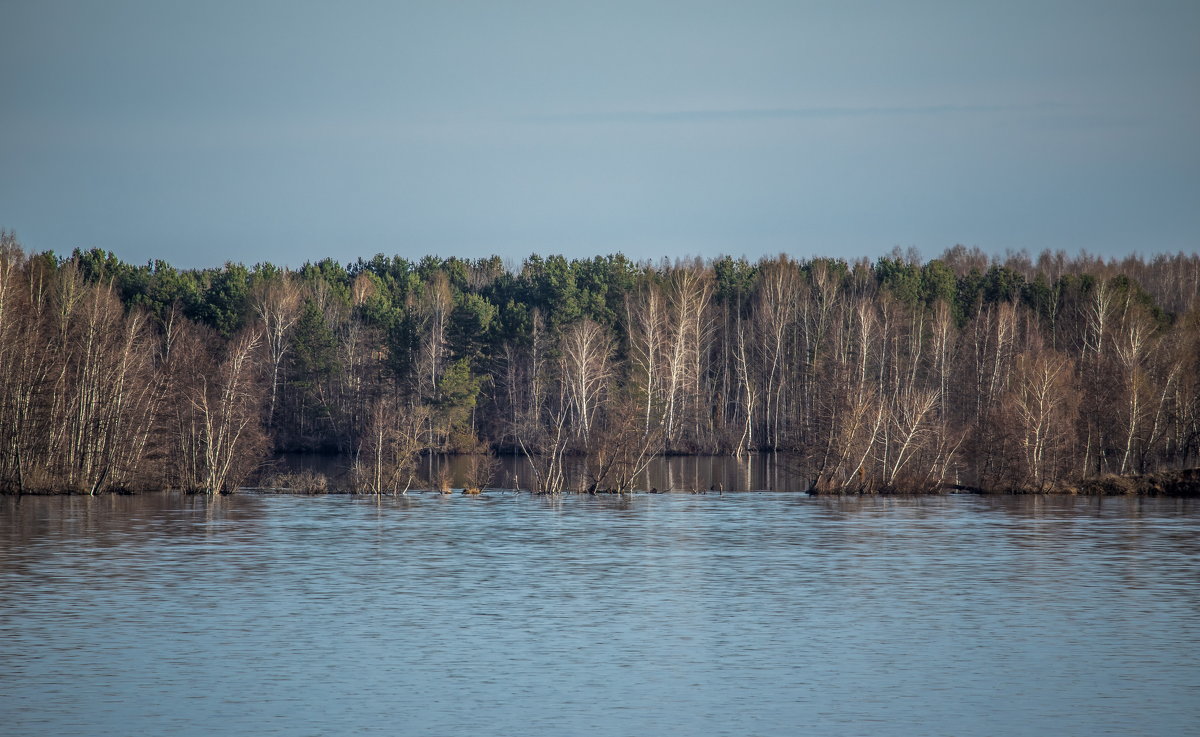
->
xmin=2 ymin=492 xmax=1198 ymax=736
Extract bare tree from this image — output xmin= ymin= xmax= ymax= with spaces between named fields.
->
xmin=0 ymin=239 xmax=41 ymax=491
xmin=627 ymin=279 xmax=667 ymax=436
xmin=732 ymin=306 xmax=757 ymax=453
xmin=353 ymin=396 xmax=428 ymax=494
xmin=585 ymin=388 xmax=665 ymax=493
xmin=660 ymin=265 xmax=714 ymax=449
xmin=882 ymin=388 xmax=940 ymax=490
xmin=177 ymin=327 xmax=268 ymax=493
xmin=559 ymin=318 xmax=613 ymax=444
xmin=1003 ymin=350 xmax=1078 ymax=489
xmin=810 ymin=296 xmax=885 ymax=491
xmin=250 ymin=275 xmax=302 ymax=428
xmin=753 ymin=257 xmax=800 ymax=449
xmin=416 ymin=271 xmax=453 ymax=402
xmin=507 ymin=308 xmax=573 ymax=493
xmin=513 ymin=376 xmax=571 ymax=494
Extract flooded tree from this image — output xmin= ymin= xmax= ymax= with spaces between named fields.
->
xmin=584 ymin=388 xmax=665 ymax=493
xmin=354 ymin=396 xmax=428 ymax=494
xmin=174 ymin=326 xmax=268 ymax=493
xmin=1001 ymin=349 xmax=1078 ymax=490
xmin=2 ymin=233 xmax=1199 ymax=495
xmin=560 ymin=318 xmax=613 ymax=445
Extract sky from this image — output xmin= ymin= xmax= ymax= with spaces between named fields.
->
xmin=1 ymin=0 xmax=1198 ymax=270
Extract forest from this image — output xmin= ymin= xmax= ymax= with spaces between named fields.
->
xmin=1 ymin=230 xmax=1197 ymax=495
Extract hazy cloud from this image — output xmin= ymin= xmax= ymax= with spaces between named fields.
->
xmin=526 ymin=103 xmax=1070 ymax=125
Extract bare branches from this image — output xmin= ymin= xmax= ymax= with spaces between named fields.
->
xmin=174 ymin=326 xmax=268 ymax=493
xmin=250 ymin=275 xmax=302 ymax=428
xmin=3 ymin=237 xmax=1199 ymax=496
xmin=353 ymin=397 xmax=428 ymax=494
xmin=560 ymin=318 xmax=613 ymax=444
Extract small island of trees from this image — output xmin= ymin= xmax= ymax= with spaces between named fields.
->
xmin=0 ymin=231 xmax=1197 ymax=495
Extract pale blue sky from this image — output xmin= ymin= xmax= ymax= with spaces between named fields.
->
xmin=2 ymin=0 xmax=1197 ymax=268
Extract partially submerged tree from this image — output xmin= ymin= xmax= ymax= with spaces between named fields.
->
xmin=353 ymin=396 xmax=428 ymax=494
xmin=4 ymin=233 xmax=1200 ymax=495
xmin=584 ymin=388 xmax=665 ymax=493
xmin=173 ymin=326 xmax=268 ymax=493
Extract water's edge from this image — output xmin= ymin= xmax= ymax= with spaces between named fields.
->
xmin=6 ymin=451 xmax=1199 ymax=496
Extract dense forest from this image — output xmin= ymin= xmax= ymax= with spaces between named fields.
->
xmin=1 ymin=230 xmax=1197 ymax=494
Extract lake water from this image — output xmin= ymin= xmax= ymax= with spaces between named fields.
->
xmin=274 ymin=450 xmax=813 ymax=492
xmin=1 ymin=492 xmax=1198 ymax=737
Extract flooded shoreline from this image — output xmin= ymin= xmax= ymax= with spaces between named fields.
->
xmin=8 ymin=453 xmax=1198 ymax=497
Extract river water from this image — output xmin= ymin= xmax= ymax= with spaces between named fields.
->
xmin=1 ymin=492 xmax=1198 ymax=737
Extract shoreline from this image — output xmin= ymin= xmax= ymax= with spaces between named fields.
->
xmin=6 ymin=469 xmax=1199 ymax=498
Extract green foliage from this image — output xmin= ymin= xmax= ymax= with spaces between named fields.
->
xmin=290 ymin=299 xmax=339 ymax=384
xmin=436 ymin=358 xmax=483 ymax=450
xmin=356 ymin=280 xmax=402 ymax=329
xmin=351 ymin=253 xmax=421 ymax=305
xmin=250 ymin=262 xmax=285 ymax=286
xmin=920 ymin=260 xmax=957 ymax=307
xmin=522 ymin=254 xmax=582 ymax=328
xmin=876 ymin=256 xmax=922 ymax=305
xmin=19 ymin=241 xmax=1195 ymax=480
xmin=134 ymin=260 xmax=204 ymax=320
xmin=299 ymin=258 xmax=352 ymax=304
xmin=803 ymin=257 xmax=849 ymax=283
xmin=384 ymin=314 xmax=420 ymax=386
xmin=495 ymin=298 xmax=534 ymax=346
xmin=72 ymin=248 xmax=131 ymax=287
xmin=714 ymin=255 xmax=757 ymax=306
xmin=194 ymin=263 xmax=251 ymax=336
xmin=437 ymin=358 xmax=481 ymax=414
xmin=1022 ymin=273 xmax=1058 ymax=324
xmin=449 ymin=292 xmax=497 ymax=364
xmin=983 ymin=265 xmax=1025 ymax=303
xmin=955 ymin=268 xmax=986 ymax=324
xmin=575 ymin=253 xmax=638 ymax=326
xmin=441 ymin=257 xmax=470 ymax=292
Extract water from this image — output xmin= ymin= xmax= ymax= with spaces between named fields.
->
xmin=1 ymin=492 xmax=1198 ymax=737
xmin=272 ymin=450 xmax=810 ymax=492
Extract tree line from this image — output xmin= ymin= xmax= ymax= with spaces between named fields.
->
xmin=1 ymin=231 xmax=1197 ymax=494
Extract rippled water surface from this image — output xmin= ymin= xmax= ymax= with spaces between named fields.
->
xmin=2 ymin=492 xmax=1198 ymax=737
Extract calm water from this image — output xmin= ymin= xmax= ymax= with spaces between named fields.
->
xmin=274 ymin=451 xmax=813 ymax=492
xmin=1 ymin=492 xmax=1198 ymax=737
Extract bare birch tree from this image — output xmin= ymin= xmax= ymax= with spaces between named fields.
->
xmin=353 ymin=396 xmax=428 ymax=494
xmin=178 ymin=327 xmax=268 ymax=493
xmin=250 ymin=275 xmax=302 ymax=428
xmin=1004 ymin=350 xmax=1078 ymax=489
xmin=559 ymin=318 xmax=613 ymax=444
